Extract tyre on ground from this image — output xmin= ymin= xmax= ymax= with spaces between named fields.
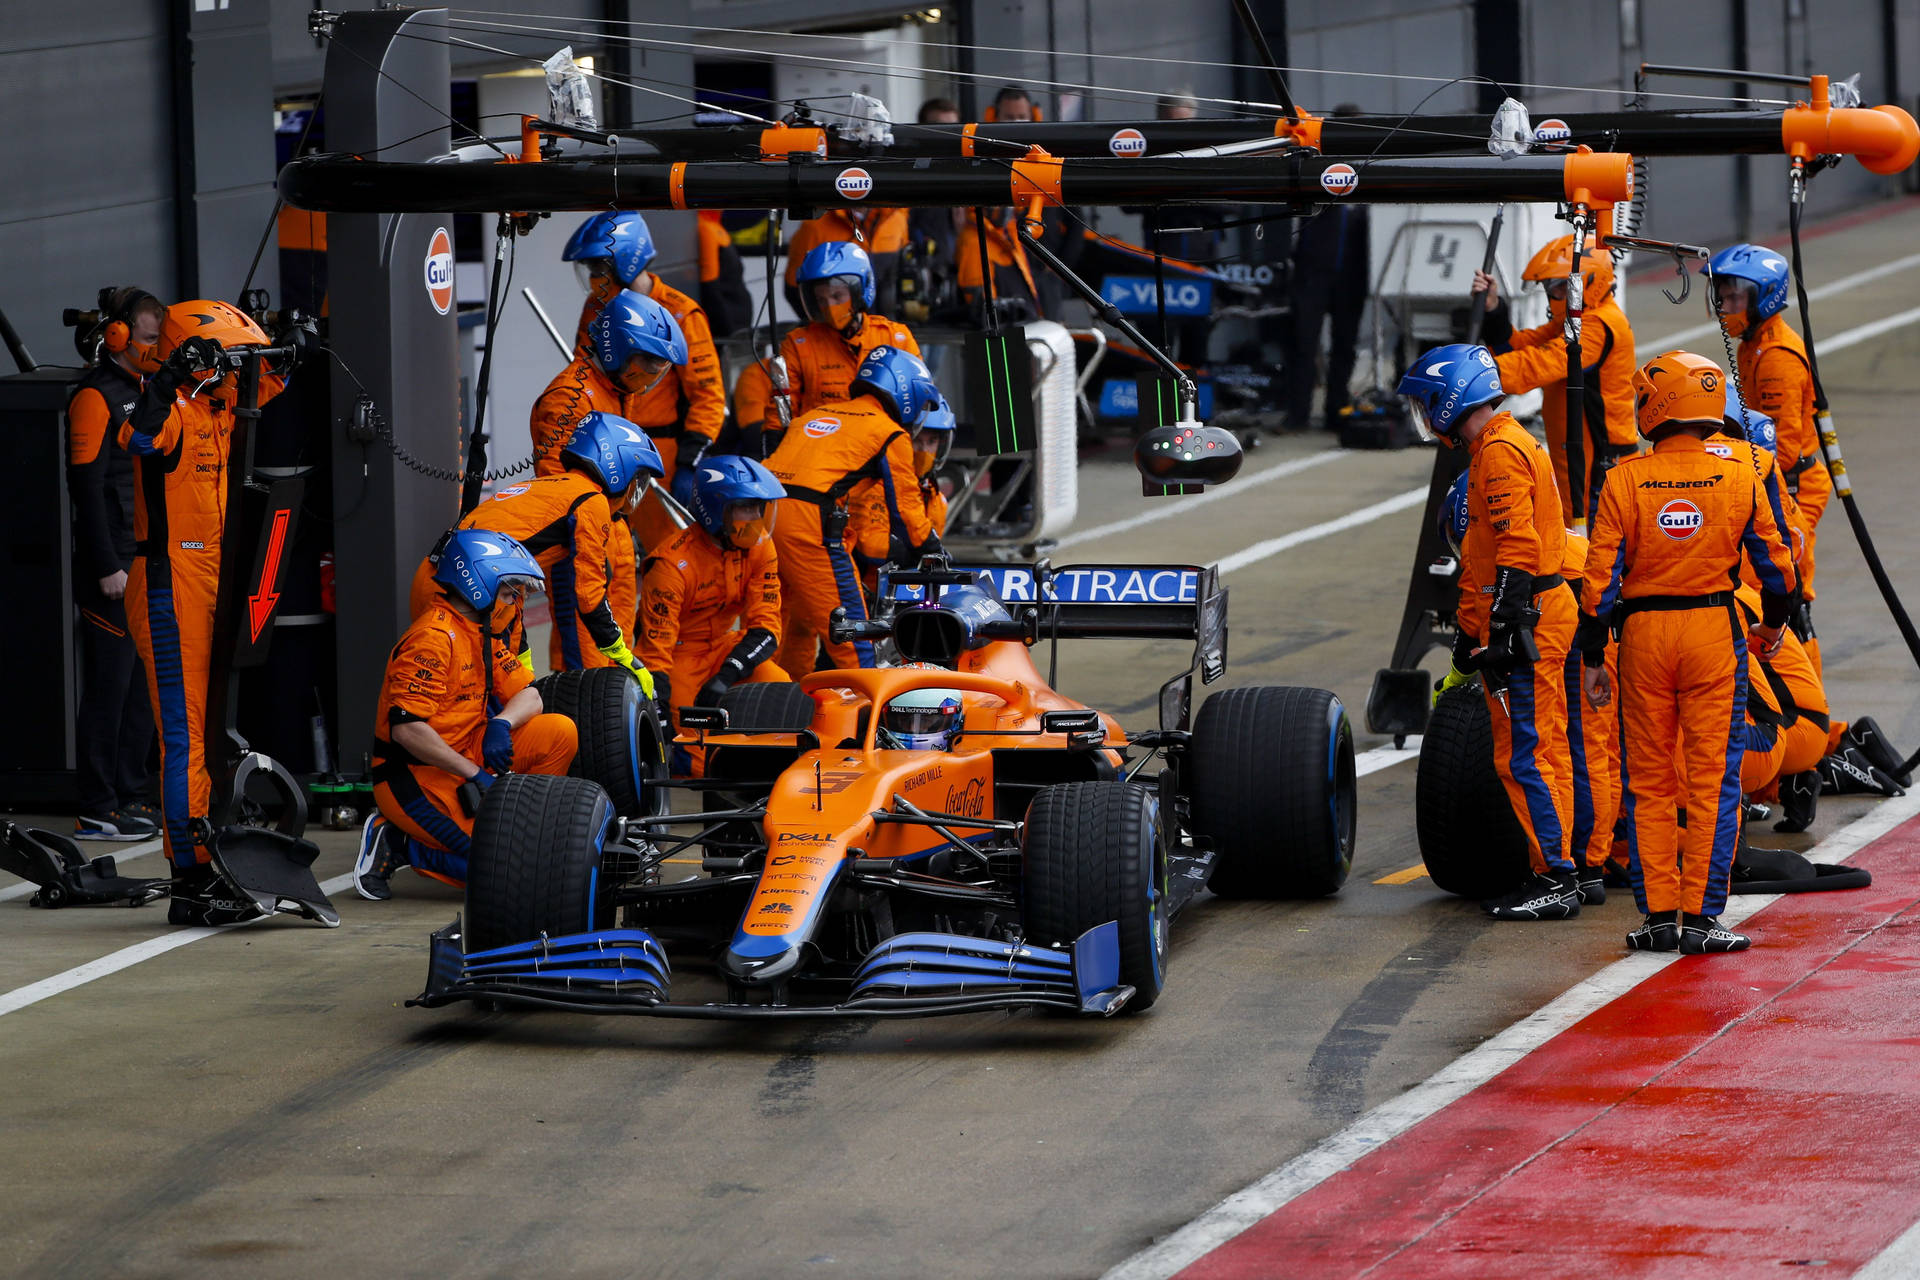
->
xmin=464 ymin=772 xmax=616 ymax=953
xmin=1414 ymin=680 xmax=1531 ymax=898
xmin=1190 ymin=685 xmax=1357 ymax=899
xmin=1022 ymin=781 xmax=1169 ymax=1011
xmin=532 ymin=668 xmax=666 ymax=818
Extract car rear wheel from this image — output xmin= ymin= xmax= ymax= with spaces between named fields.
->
xmin=533 ymin=668 xmax=666 ymax=819
xmin=1415 ymin=680 xmax=1531 ymax=898
xmin=465 ymin=773 xmax=616 ymax=953
xmin=1191 ymin=685 xmax=1356 ymax=899
xmin=1022 ymin=782 xmax=1168 ymax=1012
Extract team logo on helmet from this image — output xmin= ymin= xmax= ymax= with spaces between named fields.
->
xmin=1319 ymin=163 xmax=1359 ymax=197
xmin=424 ymin=227 xmax=454 ymax=315
xmin=804 ymin=415 xmax=842 ymax=438
xmin=835 ymin=167 xmax=874 ymax=200
xmin=1108 ymin=128 xmax=1147 ymax=157
xmin=1657 ymin=499 xmax=1704 ymax=540
xmin=1533 ymin=118 xmax=1572 ymax=144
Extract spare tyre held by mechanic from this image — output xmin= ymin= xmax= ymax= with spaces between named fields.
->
xmin=410 ymin=411 xmax=664 ymax=683
xmin=639 ymin=454 xmax=788 ymax=740
xmin=766 ymin=346 xmax=945 ymax=674
xmin=1402 ymin=343 xmax=1580 ymax=922
xmin=119 ymin=301 xmax=292 ymax=923
xmin=732 ymin=242 xmax=920 ymax=458
xmin=360 ymin=531 xmax=578 ymax=899
xmin=1578 ymin=350 xmax=1798 ymax=954
xmin=1472 ymin=235 xmax=1639 ymax=530
xmin=561 ymin=212 xmax=725 ymax=498
xmin=1711 ymin=244 xmax=1830 ymax=672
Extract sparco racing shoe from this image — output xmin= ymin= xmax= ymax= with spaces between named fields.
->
xmin=167 ymin=864 xmax=267 ymax=927
xmin=1482 ymin=870 xmax=1581 ymax=920
xmin=353 ymin=815 xmax=407 ymax=901
xmin=1575 ymin=865 xmax=1607 ymax=906
xmin=1679 ymin=913 xmax=1751 ymax=954
xmin=1626 ymin=910 xmax=1680 ymax=952
xmin=1841 ymin=716 xmax=1912 ymax=788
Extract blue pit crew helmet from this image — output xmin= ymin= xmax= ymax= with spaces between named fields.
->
xmin=561 ymin=411 xmax=667 ymax=497
xmin=563 ymin=211 xmax=657 ymax=288
xmin=589 ymin=290 xmax=688 ymax=378
xmin=1396 ymin=343 xmax=1504 ymax=443
xmin=1442 ymin=469 xmax=1471 ymax=555
xmin=914 ymin=393 xmax=956 ymax=470
xmin=796 ymin=240 xmax=877 ymax=311
xmin=1722 ymin=391 xmax=1778 ymax=456
xmin=851 ymin=346 xmax=942 ymax=428
xmin=878 ymin=686 xmax=965 ymax=752
xmin=1705 ymin=243 xmax=1791 ymax=330
xmin=433 ymin=529 xmax=545 ymax=611
xmin=687 ymin=454 xmax=787 ymax=542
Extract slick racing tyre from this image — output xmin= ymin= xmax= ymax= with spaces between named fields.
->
xmin=716 ymin=681 xmax=817 ymax=732
xmin=1022 ymin=782 xmax=1169 ymax=1012
xmin=1192 ymin=686 xmax=1356 ymax=899
xmin=465 ymin=773 xmax=616 ymax=953
xmin=533 ymin=668 xmax=667 ymax=819
xmin=1415 ymin=681 xmax=1530 ymax=898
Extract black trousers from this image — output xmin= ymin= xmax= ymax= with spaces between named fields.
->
xmin=74 ymin=581 xmax=155 ymax=814
xmin=1285 ymin=269 xmax=1365 ymax=427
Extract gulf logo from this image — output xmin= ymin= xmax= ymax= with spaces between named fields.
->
xmin=424 ymin=226 xmax=454 ymax=315
xmin=835 ymin=167 xmax=873 ymax=200
xmin=1533 ymin=118 xmax=1573 ymax=145
xmin=1108 ymin=127 xmax=1148 ymax=157
xmin=1657 ymin=498 xmax=1704 ymax=540
xmin=804 ymin=415 xmax=842 ymax=438
xmin=1319 ymin=163 xmax=1359 ymax=197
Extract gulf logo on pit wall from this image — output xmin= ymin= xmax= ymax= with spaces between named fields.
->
xmin=835 ymin=167 xmax=873 ymax=200
xmin=1533 ymin=118 xmax=1573 ymax=144
xmin=1319 ymin=163 xmax=1359 ymax=197
xmin=424 ymin=227 xmax=454 ymax=315
xmin=1108 ymin=128 xmax=1148 ymax=157
xmin=804 ymin=415 xmax=842 ymax=438
xmin=1657 ymin=498 xmax=1704 ymax=540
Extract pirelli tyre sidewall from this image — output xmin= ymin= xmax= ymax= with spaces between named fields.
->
xmin=465 ymin=773 xmax=616 ymax=954
xmin=1022 ymin=781 xmax=1168 ymax=1012
xmin=532 ymin=668 xmax=667 ymax=818
xmin=1415 ymin=680 xmax=1531 ymax=897
xmin=1191 ymin=686 xmax=1356 ymax=899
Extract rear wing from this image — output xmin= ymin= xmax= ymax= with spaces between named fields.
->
xmin=883 ymin=561 xmax=1227 ymax=730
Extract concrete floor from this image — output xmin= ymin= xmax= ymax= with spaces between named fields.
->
xmin=6 ymin=197 xmax=1920 ymax=1280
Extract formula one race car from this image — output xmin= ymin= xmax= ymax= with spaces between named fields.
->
xmin=412 ymin=559 xmax=1356 ymax=1019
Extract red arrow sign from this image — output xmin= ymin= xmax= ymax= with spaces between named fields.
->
xmin=248 ymin=508 xmax=292 ymax=642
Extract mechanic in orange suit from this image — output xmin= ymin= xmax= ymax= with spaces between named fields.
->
xmin=734 ymin=241 xmax=919 ymax=456
xmin=362 ymin=531 xmax=577 ymax=897
xmin=696 ymin=211 xmax=754 ymax=338
xmin=956 ymin=206 xmax=1042 ymax=322
xmin=1711 ymin=243 xmax=1831 ymax=671
xmin=1473 ymin=235 xmax=1638 ymax=528
xmin=782 ymin=206 xmax=909 ymax=316
xmin=1579 ymin=350 xmax=1798 ymax=955
xmin=1733 ymin=584 xmax=1831 ymax=780
xmin=766 ymin=347 xmax=944 ymax=674
xmin=852 ymin=395 xmax=955 ymax=582
xmin=638 ymin=455 xmax=788 ymax=745
xmin=1557 ymin=532 xmax=1620 ymax=902
xmin=1402 ymin=343 xmax=1579 ymax=921
xmin=120 ymin=301 xmax=288 ymax=924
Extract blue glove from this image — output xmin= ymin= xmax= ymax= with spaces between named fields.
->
xmin=468 ymin=768 xmax=495 ymax=792
xmin=481 ymin=718 xmax=515 ymax=775
xmin=126 ymin=430 xmax=162 ymax=456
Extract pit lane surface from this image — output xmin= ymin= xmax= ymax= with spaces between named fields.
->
xmin=7 ymin=199 xmax=1920 ymax=1279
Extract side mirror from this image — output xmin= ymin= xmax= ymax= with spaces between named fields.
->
xmin=677 ymin=707 xmax=729 ymax=733
xmin=1040 ymin=709 xmax=1105 ymax=744
xmin=1135 ymin=419 xmax=1244 ymax=487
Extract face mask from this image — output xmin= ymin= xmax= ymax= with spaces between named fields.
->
xmin=727 ymin=517 xmax=769 ymax=551
xmin=822 ymin=299 xmax=857 ymax=334
xmin=620 ymin=359 xmax=669 ymax=396
xmin=914 ymin=448 xmax=940 ymax=478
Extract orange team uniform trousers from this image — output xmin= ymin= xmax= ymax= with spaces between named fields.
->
xmin=572 ymin=276 xmax=726 ymax=482
xmin=733 ymin=313 xmax=919 ymax=438
xmin=1491 ymin=296 xmax=1638 ymax=527
xmin=1739 ymin=649 xmax=1791 ymax=795
xmin=1457 ymin=413 xmax=1575 ymax=875
xmin=1558 ymin=535 xmax=1620 ymax=873
xmin=638 ymin=524 xmax=788 ymax=730
xmin=371 ymin=599 xmax=577 ymax=885
xmin=1741 ymin=312 xmax=1830 ymax=666
xmin=767 ymin=396 xmax=935 ymax=673
xmin=122 ymin=373 xmax=283 ymax=867
xmin=528 ymin=359 xmax=640 ymax=660
xmin=1580 ymin=433 xmax=1798 ymax=917
xmin=1735 ymin=584 xmax=1834 ymax=780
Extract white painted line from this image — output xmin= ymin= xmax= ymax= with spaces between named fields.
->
xmin=0 ymin=872 xmax=354 ymax=1019
xmin=1356 ymin=739 xmax=1422 ymax=777
xmin=1104 ymin=788 xmax=1920 ymax=1280
xmin=1856 ymin=1213 xmax=1920 ymax=1280
xmin=1216 ymin=486 xmax=1429 ymax=576
xmin=0 ymin=838 xmax=162 ymax=903
xmin=1642 ymin=249 xmax=1920 ymax=349
xmin=1055 ymin=450 xmax=1349 ymax=549
xmin=1815 ymin=302 xmax=1920 ymax=356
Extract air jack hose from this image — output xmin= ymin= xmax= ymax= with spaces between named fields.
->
xmin=1787 ymin=165 xmax=1920 ymax=777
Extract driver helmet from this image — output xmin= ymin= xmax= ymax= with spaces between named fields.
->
xmin=878 ymin=686 xmax=965 ymax=751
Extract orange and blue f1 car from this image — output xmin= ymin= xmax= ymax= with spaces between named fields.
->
xmin=412 ymin=558 xmax=1357 ymax=1019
